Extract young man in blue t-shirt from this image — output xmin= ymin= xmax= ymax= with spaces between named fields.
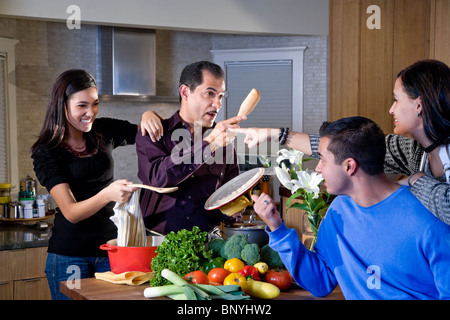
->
xmin=253 ymin=116 xmax=450 ymax=300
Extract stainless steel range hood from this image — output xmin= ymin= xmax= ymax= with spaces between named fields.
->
xmin=112 ymin=28 xmax=155 ymax=96
xmin=97 ymin=26 xmax=163 ymax=100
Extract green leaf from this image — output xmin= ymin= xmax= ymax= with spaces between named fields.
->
xmin=150 ymin=227 xmax=211 ymax=287
xmin=309 ymin=222 xmax=318 ymax=235
xmin=181 ymin=285 xmax=198 ymax=300
xmin=286 ymin=190 xmax=304 ymax=207
xmin=288 ymin=203 xmax=310 ymax=211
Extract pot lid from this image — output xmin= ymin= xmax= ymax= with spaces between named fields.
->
xmin=204 ymin=168 xmax=265 ymax=211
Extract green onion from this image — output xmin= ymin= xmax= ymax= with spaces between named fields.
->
xmin=195 ymin=283 xmax=226 ymax=296
xmin=143 ymin=285 xmax=183 ymax=298
xmin=167 ymin=293 xmax=189 ymax=300
xmin=143 ymin=268 xmax=250 ymax=300
xmin=161 ymin=269 xmax=189 ymax=286
xmin=161 ymin=269 xmax=209 ymax=300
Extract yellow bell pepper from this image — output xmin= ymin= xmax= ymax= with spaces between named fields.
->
xmin=223 ymin=272 xmax=247 ymax=291
xmin=224 ymin=258 xmax=245 ymax=273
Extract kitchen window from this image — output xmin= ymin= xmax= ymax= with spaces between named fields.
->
xmin=0 ymin=37 xmax=19 ymax=188
xmin=212 ymin=46 xmax=306 ymax=159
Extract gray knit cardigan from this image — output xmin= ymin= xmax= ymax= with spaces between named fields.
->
xmin=308 ymin=134 xmax=449 ymax=225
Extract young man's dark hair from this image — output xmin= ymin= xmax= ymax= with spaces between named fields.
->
xmin=319 ymin=116 xmax=386 ymax=176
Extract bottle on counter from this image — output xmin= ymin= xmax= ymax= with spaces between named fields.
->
xmin=0 ymin=183 xmax=11 ymax=219
xmin=22 ymin=201 xmax=33 ymax=219
xmin=0 ymin=183 xmax=11 ymax=204
xmin=32 ymin=200 xmax=38 ymax=218
xmin=20 ymin=175 xmax=37 ymax=199
xmin=260 ymin=175 xmax=271 ymax=197
xmin=36 ymin=198 xmax=46 ymax=218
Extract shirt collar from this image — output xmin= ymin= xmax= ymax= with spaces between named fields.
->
xmin=167 ymin=111 xmax=187 ymax=132
xmin=167 ymin=111 xmax=217 ymax=132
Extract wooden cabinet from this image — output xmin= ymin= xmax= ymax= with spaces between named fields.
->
xmin=329 ymin=0 xmax=450 ymax=134
xmin=13 ymin=277 xmax=50 ymax=300
xmin=280 ymin=195 xmax=303 ymax=240
xmin=0 ymin=246 xmax=51 ymax=300
xmin=0 ymin=281 xmax=13 ymax=299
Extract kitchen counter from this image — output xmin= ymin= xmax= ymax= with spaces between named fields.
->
xmin=60 ymin=277 xmax=345 ymax=300
xmin=0 ymin=216 xmax=53 ymax=250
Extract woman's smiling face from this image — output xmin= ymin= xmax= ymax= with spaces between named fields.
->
xmin=389 ymin=77 xmax=422 ymax=138
xmin=65 ymin=87 xmax=99 ymax=133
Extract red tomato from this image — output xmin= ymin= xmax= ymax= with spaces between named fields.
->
xmin=183 ymin=270 xmax=209 ymax=284
xmin=207 ymin=268 xmax=231 ymax=285
xmin=265 ymin=269 xmax=292 ymax=291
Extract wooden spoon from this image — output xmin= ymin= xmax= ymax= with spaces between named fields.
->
xmin=129 ymin=184 xmax=178 ymax=194
xmin=237 ymin=88 xmax=261 ymax=117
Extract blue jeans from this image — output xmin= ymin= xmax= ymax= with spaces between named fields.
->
xmin=45 ymin=252 xmax=111 ymax=300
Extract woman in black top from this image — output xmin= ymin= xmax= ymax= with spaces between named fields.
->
xmin=31 ymin=69 xmax=160 ymax=299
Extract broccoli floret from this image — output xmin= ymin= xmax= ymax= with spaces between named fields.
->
xmin=222 ymin=234 xmax=249 ymax=260
xmin=260 ymin=244 xmax=284 ymax=269
xmin=219 ymin=239 xmax=228 ymax=258
xmin=207 ymin=238 xmax=225 ymax=257
xmin=241 ymin=243 xmax=260 ymax=266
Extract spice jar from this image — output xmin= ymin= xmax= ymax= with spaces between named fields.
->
xmin=20 ymin=175 xmax=36 ymax=199
xmin=22 ymin=200 xmax=34 ymax=219
xmin=0 ymin=183 xmax=12 ymax=204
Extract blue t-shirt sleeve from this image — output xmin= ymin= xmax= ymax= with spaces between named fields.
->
xmin=267 ymin=221 xmax=338 ymax=297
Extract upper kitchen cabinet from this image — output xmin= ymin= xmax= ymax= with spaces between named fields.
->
xmin=329 ymin=0 xmax=450 ymax=134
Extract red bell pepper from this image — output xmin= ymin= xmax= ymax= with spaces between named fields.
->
xmin=237 ymin=265 xmax=260 ymax=281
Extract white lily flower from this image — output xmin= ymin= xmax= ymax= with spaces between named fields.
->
xmin=291 ymin=170 xmax=324 ymax=199
xmin=274 ymin=150 xmax=332 ymax=250
xmin=276 ymin=148 xmax=304 ymax=165
xmin=275 ymin=166 xmax=295 ymax=190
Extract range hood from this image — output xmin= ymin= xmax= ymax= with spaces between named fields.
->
xmin=97 ymin=26 xmax=173 ymax=101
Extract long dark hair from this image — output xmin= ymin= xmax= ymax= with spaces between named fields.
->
xmin=397 ymin=59 xmax=450 ymax=146
xmin=31 ymin=69 xmax=103 ymax=153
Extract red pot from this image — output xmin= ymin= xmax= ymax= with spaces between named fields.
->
xmin=100 ymin=242 xmax=158 ymax=274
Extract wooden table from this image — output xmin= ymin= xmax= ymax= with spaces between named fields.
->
xmin=60 ymin=277 xmax=344 ymax=300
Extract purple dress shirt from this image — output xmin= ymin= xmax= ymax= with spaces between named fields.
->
xmin=136 ymin=111 xmax=240 ymax=234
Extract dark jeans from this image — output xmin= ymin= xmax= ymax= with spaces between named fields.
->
xmin=45 ymin=252 xmax=111 ymax=300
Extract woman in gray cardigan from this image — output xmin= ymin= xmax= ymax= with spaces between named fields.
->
xmin=232 ymin=59 xmax=450 ymax=225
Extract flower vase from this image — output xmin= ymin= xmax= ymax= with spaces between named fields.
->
xmin=302 ymin=212 xmax=317 ymax=251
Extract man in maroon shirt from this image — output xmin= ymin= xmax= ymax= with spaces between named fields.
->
xmin=136 ymin=61 xmax=246 ymax=234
